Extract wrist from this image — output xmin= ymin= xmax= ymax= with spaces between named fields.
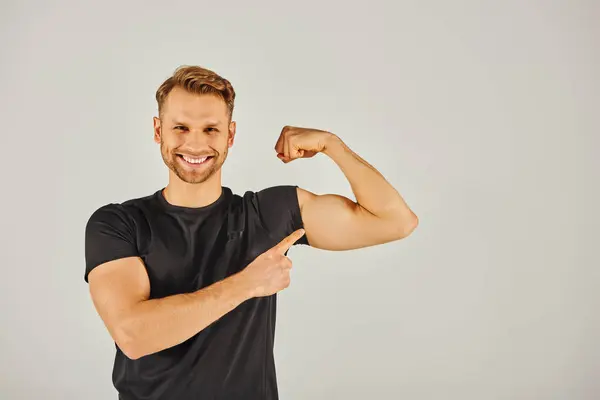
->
xmin=322 ymin=132 xmax=343 ymax=156
xmin=229 ymin=271 xmax=256 ymax=301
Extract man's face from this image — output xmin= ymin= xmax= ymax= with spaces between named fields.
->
xmin=153 ymin=87 xmax=235 ymax=184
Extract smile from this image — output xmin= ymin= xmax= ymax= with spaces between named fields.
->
xmin=177 ymin=154 xmax=214 ymax=166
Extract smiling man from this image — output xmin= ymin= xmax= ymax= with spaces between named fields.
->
xmin=84 ymin=65 xmax=418 ymax=400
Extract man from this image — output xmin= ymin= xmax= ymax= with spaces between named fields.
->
xmin=84 ymin=65 xmax=418 ymax=400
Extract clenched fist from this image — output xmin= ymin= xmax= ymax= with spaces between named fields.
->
xmin=239 ymin=229 xmax=306 ymax=297
xmin=274 ymin=126 xmax=337 ymax=163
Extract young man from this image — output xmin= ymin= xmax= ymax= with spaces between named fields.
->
xmin=84 ymin=65 xmax=418 ymax=400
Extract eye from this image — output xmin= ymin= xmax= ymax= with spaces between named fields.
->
xmin=206 ymin=127 xmax=218 ymax=132
xmin=174 ymin=126 xmax=187 ymax=131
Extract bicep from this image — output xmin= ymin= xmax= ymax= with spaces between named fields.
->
xmin=87 ymin=256 xmax=150 ymax=344
xmin=297 ymin=187 xmax=401 ymax=250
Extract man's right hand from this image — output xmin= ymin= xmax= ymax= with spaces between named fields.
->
xmin=238 ymin=229 xmax=306 ymax=297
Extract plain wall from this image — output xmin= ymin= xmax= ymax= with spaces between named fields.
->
xmin=0 ymin=0 xmax=598 ymax=399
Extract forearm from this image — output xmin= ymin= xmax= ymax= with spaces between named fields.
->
xmin=118 ymin=272 xmax=253 ymax=359
xmin=323 ymin=134 xmax=415 ymax=221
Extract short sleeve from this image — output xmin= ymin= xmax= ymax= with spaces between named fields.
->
xmin=84 ymin=204 xmax=139 ymax=282
xmin=253 ymin=185 xmax=310 ymax=247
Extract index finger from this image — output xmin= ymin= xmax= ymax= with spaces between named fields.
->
xmin=274 ymin=132 xmax=285 ymax=154
xmin=273 ymin=228 xmax=306 ymax=254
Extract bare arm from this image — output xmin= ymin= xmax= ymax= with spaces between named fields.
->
xmin=276 ymin=127 xmax=418 ymax=251
xmin=88 ymin=256 xmax=254 ymax=360
xmin=299 ymin=135 xmax=418 ymax=250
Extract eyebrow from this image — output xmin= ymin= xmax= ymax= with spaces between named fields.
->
xmin=172 ymin=121 xmax=222 ymax=129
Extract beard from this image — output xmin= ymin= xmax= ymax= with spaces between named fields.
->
xmin=160 ymin=140 xmax=228 ymax=184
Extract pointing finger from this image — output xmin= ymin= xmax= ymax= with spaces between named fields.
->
xmin=273 ymin=229 xmax=305 ymax=254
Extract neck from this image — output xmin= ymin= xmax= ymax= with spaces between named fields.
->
xmin=163 ymin=171 xmax=223 ymax=208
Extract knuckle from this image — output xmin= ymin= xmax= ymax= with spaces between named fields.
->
xmin=280 ymin=257 xmax=292 ymax=268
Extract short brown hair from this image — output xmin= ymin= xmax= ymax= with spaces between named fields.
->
xmin=155 ymin=65 xmax=236 ymax=119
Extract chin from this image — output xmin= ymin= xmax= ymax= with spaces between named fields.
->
xmin=175 ymin=170 xmax=211 ymax=184
xmin=177 ymin=165 xmax=222 ymax=184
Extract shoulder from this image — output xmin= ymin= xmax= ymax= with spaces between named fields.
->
xmin=84 ymin=190 xmax=171 ymax=283
xmin=245 ymin=184 xmax=302 ymax=207
xmin=245 ymin=185 xmax=316 ymax=214
xmin=86 ymin=192 xmax=157 ymax=233
xmin=86 ymin=203 xmax=130 ymax=227
xmin=231 ymin=185 xmax=299 ymax=218
xmin=236 ymin=184 xmax=309 ymax=245
xmin=84 ymin=204 xmax=136 ymax=253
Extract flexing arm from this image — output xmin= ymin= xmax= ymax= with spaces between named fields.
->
xmin=276 ymin=127 xmax=418 ymax=250
xmin=87 ymin=229 xmax=304 ymax=360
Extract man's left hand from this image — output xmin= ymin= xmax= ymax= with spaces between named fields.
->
xmin=274 ymin=126 xmax=336 ymax=163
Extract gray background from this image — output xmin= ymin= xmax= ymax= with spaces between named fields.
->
xmin=1 ymin=0 xmax=598 ymax=399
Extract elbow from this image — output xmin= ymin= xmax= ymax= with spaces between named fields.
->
xmin=114 ymin=320 xmax=145 ymax=360
xmin=394 ymin=212 xmax=419 ymax=240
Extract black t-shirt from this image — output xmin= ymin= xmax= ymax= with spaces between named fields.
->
xmin=84 ymin=185 xmax=309 ymax=400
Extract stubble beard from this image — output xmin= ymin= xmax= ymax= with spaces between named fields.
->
xmin=160 ymin=140 xmax=227 ymax=184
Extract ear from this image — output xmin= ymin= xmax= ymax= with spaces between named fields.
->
xmin=228 ymin=120 xmax=237 ymax=148
xmin=153 ymin=117 xmax=161 ymax=144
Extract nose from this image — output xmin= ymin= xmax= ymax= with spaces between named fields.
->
xmin=184 ymin=129 xmax=211 ymax=150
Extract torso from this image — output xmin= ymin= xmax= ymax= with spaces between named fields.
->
xmin=112 ymin=187 xmax=283 ymax=400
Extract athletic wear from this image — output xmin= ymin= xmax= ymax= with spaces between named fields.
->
xmin=84 ymin=185 xmax=309 ymax=400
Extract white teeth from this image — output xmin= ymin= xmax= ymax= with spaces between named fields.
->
xmin=182 ymin=156 xmax=208 ymax=164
